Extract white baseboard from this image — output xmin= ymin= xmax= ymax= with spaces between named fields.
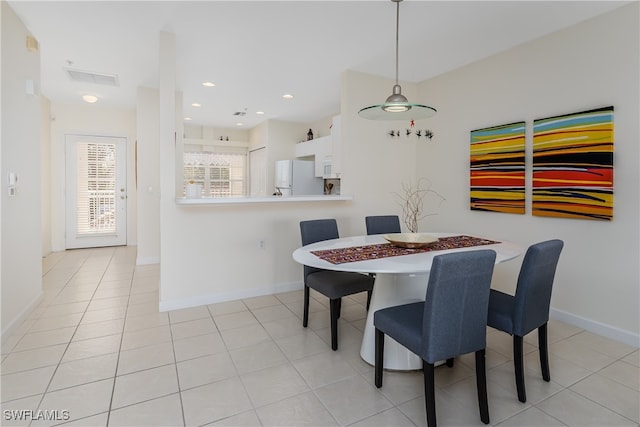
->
xmin=550 ymin=307 xmax=639 ymax=348
xmin=136 ymin=256 xmax=160 ymax=265
xmin=1 ymin=291 xmax=44 ymax=343
xmin=159 ymin=281 xmax=303 ymax=312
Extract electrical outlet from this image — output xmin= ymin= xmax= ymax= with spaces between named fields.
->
xmin=259 ymin=240 xmax=266 ymax=250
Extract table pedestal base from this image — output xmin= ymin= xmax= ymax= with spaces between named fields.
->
xmin=360 ymin=272 xmax=429 ymax=370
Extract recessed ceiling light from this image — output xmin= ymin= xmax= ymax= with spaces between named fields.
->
xmin=256 ymin=111 xmax=265 ymax=115
xmin=82 ymin=94 xmax=98 ymax=103
xmin=236 ymin=122 xmax=244 ymax=126
xmin=184 ymin=117 xmax=192 ymax=121
xmin=192 ymin=103 xmax=201 ymax=107
xmin=202 ymin=82 xmax=215 ymax=87
xmin=282 ymin=94 xmax=294 ymax=100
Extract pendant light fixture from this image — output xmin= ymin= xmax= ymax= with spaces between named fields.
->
xmin=358 ymin=0 xmax=436 ymax=120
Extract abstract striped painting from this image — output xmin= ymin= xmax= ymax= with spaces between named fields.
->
xmin=532 ymin=106 xmax=614 ymax=220
xmin=470 ymin=122 xmax=525 ymax=214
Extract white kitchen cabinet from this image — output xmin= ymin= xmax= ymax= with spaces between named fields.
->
xmin=294 ymin=138 xmax=317 ymax=158
xmin=295 ymin=135 xmax=329 ymax=177
xmin=323 ymin=115 xmax=342 ymax=179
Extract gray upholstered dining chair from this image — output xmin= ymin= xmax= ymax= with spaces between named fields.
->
xmin=487 ymin=239 xmax=564 ymax=403
xmin=300 ymin=219 xmax=375 ymax=350
xmin=365 ymin=215 xmax=402 ymax=235
xmin=374 ymin=250 xmax=497 ymax=427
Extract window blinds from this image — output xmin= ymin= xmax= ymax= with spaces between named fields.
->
xmin=76 ymin=142 xmax=117 ymax=235
xmin=183 ymin=151 xmax=246 ymax=197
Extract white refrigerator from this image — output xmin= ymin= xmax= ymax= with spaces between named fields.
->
xmin=274 ymin=160 xmax=324 ymax=196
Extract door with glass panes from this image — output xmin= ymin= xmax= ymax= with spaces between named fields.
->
xmin=65 ymin=135 xmax=127 ymax=248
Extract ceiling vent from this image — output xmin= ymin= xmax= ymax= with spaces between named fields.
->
xmin=66 ymin=68 xmax=119 ymax=86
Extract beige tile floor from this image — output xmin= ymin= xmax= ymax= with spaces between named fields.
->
xmin=1 ymin=246 xmax=638 ymax=426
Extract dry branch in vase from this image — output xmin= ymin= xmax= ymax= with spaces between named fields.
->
xmin=395 ymin=178 xmax=445 ymax=233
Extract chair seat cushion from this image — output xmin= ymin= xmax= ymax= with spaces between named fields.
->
xmin=306 ymin=271 xmax=374 ymax=299
xmin=374 ymin=302 xmax=424 ymax=356
xmin=487 ymin=289 xmax=515 ymax=334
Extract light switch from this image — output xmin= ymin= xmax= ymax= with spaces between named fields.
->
xmin=8 ymin=172 xmax=17 ymax=197
xmin=26 ymin=80 xmax=38 ymax=96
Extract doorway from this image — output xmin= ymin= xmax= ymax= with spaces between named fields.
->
xmin=65 ymin=135 xmax=127 ymax=249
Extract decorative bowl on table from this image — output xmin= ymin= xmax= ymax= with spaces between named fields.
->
xmin=383 ymin=233 xmax=438 ymax=249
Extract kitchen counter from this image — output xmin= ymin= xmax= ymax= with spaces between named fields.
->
xmin=175 ymin=195 xmax=352 ymax=205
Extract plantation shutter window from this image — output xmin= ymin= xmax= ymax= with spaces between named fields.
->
xmin=76 ymin=142 xmax=117 ymax=235
xmin=183 ymin=151 xmax=246 ymax=197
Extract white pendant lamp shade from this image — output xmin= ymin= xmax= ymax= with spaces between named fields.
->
xmin=359 ymin=0 xmax=436 ymax=121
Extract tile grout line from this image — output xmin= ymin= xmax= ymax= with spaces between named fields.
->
xmin=28 ymin=249 xmax=116 ymax=426
xmin=103 ymin=253 xmax=134 ymax=427
xmin=168 ymin=308 xmax=188 ymax=427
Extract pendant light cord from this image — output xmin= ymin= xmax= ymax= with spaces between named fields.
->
xmin=394 ymin=0 xmax=400 ymax=86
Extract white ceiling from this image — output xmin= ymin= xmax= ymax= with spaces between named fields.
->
xmin=9 ymin=0 xmax=629 ymax=129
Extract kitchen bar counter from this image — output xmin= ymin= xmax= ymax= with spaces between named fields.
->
xmin=175 ymin=195 xmax=352 ymax=205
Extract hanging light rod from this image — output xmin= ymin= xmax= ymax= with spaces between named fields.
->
xmin=358 ymin=0 xmax=437 ymax=121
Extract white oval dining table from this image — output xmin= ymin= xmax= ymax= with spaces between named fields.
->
xmin=292 ymin=232 xmax=524 ymax=371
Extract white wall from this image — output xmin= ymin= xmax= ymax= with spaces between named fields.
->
xmin=415 ymin=3 xmax=639 ymax=344
xmin=49 ymin=103 xmax=137 ymax=251
xmin=40 ymin=96 xmax=52 ymax=256
xmin=339 ymin=70 xmax=421 ymax=232
xmin=248 ymin=120 xmax=268 ymax=152
xmin=136 ymin=87 xmax=160 ymax=264
xmin=1 ymin=3 xmax=43 ymax=336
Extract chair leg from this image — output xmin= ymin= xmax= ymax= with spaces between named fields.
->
xmin=475 ymin=349 xmax=490 ymax=424
xmin=423 ymin=361 xmax=436 ymax=427
xmin=446 ymin=358 xmax=454 ymax=368
xmin=302 ymin=285 xmax=310 ymax=328
xmin=366 ymin=290 xmax=372 ymax=310
xmin=375 ymin=328 xmax=384 ymax=388
xmin=329 ymin=299 xmax=339 ymax=350
xmin=513 ymin=335 xmax=526 ymax=403
xmin=538 ymin=323 xmax=550 ymax=382
xmin=336 ymin=298 xmax=342 ymax=319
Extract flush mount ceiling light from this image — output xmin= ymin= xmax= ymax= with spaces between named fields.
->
xmin=282 ymin=94 xmax=294 ymax=100
xmin=202 ymin=81 xmax=215 ymax=87
xmin=358 ymin=0 xmax=436 ymax=121
xmin=82 ymin=94 xmax=98 ymax=103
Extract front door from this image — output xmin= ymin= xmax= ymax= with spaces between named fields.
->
xmin=65 ymin=135 xmax=127 ymax=249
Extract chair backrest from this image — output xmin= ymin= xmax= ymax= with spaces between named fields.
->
xmin=300 ymin=219 xmax=339 ymax=282
xmin=421 ymin=250 xmax=497 ymax=363
xmin=365 ymin=215 xmax=401 ymax=235
xmin=512 ymin=239 xmax=564 ymax=336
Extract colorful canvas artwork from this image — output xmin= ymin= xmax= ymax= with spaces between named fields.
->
xmin=470 ymin=122 xmax=526 ymax=214
xmin=532 ymin=106 xmax=614 ymax=220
